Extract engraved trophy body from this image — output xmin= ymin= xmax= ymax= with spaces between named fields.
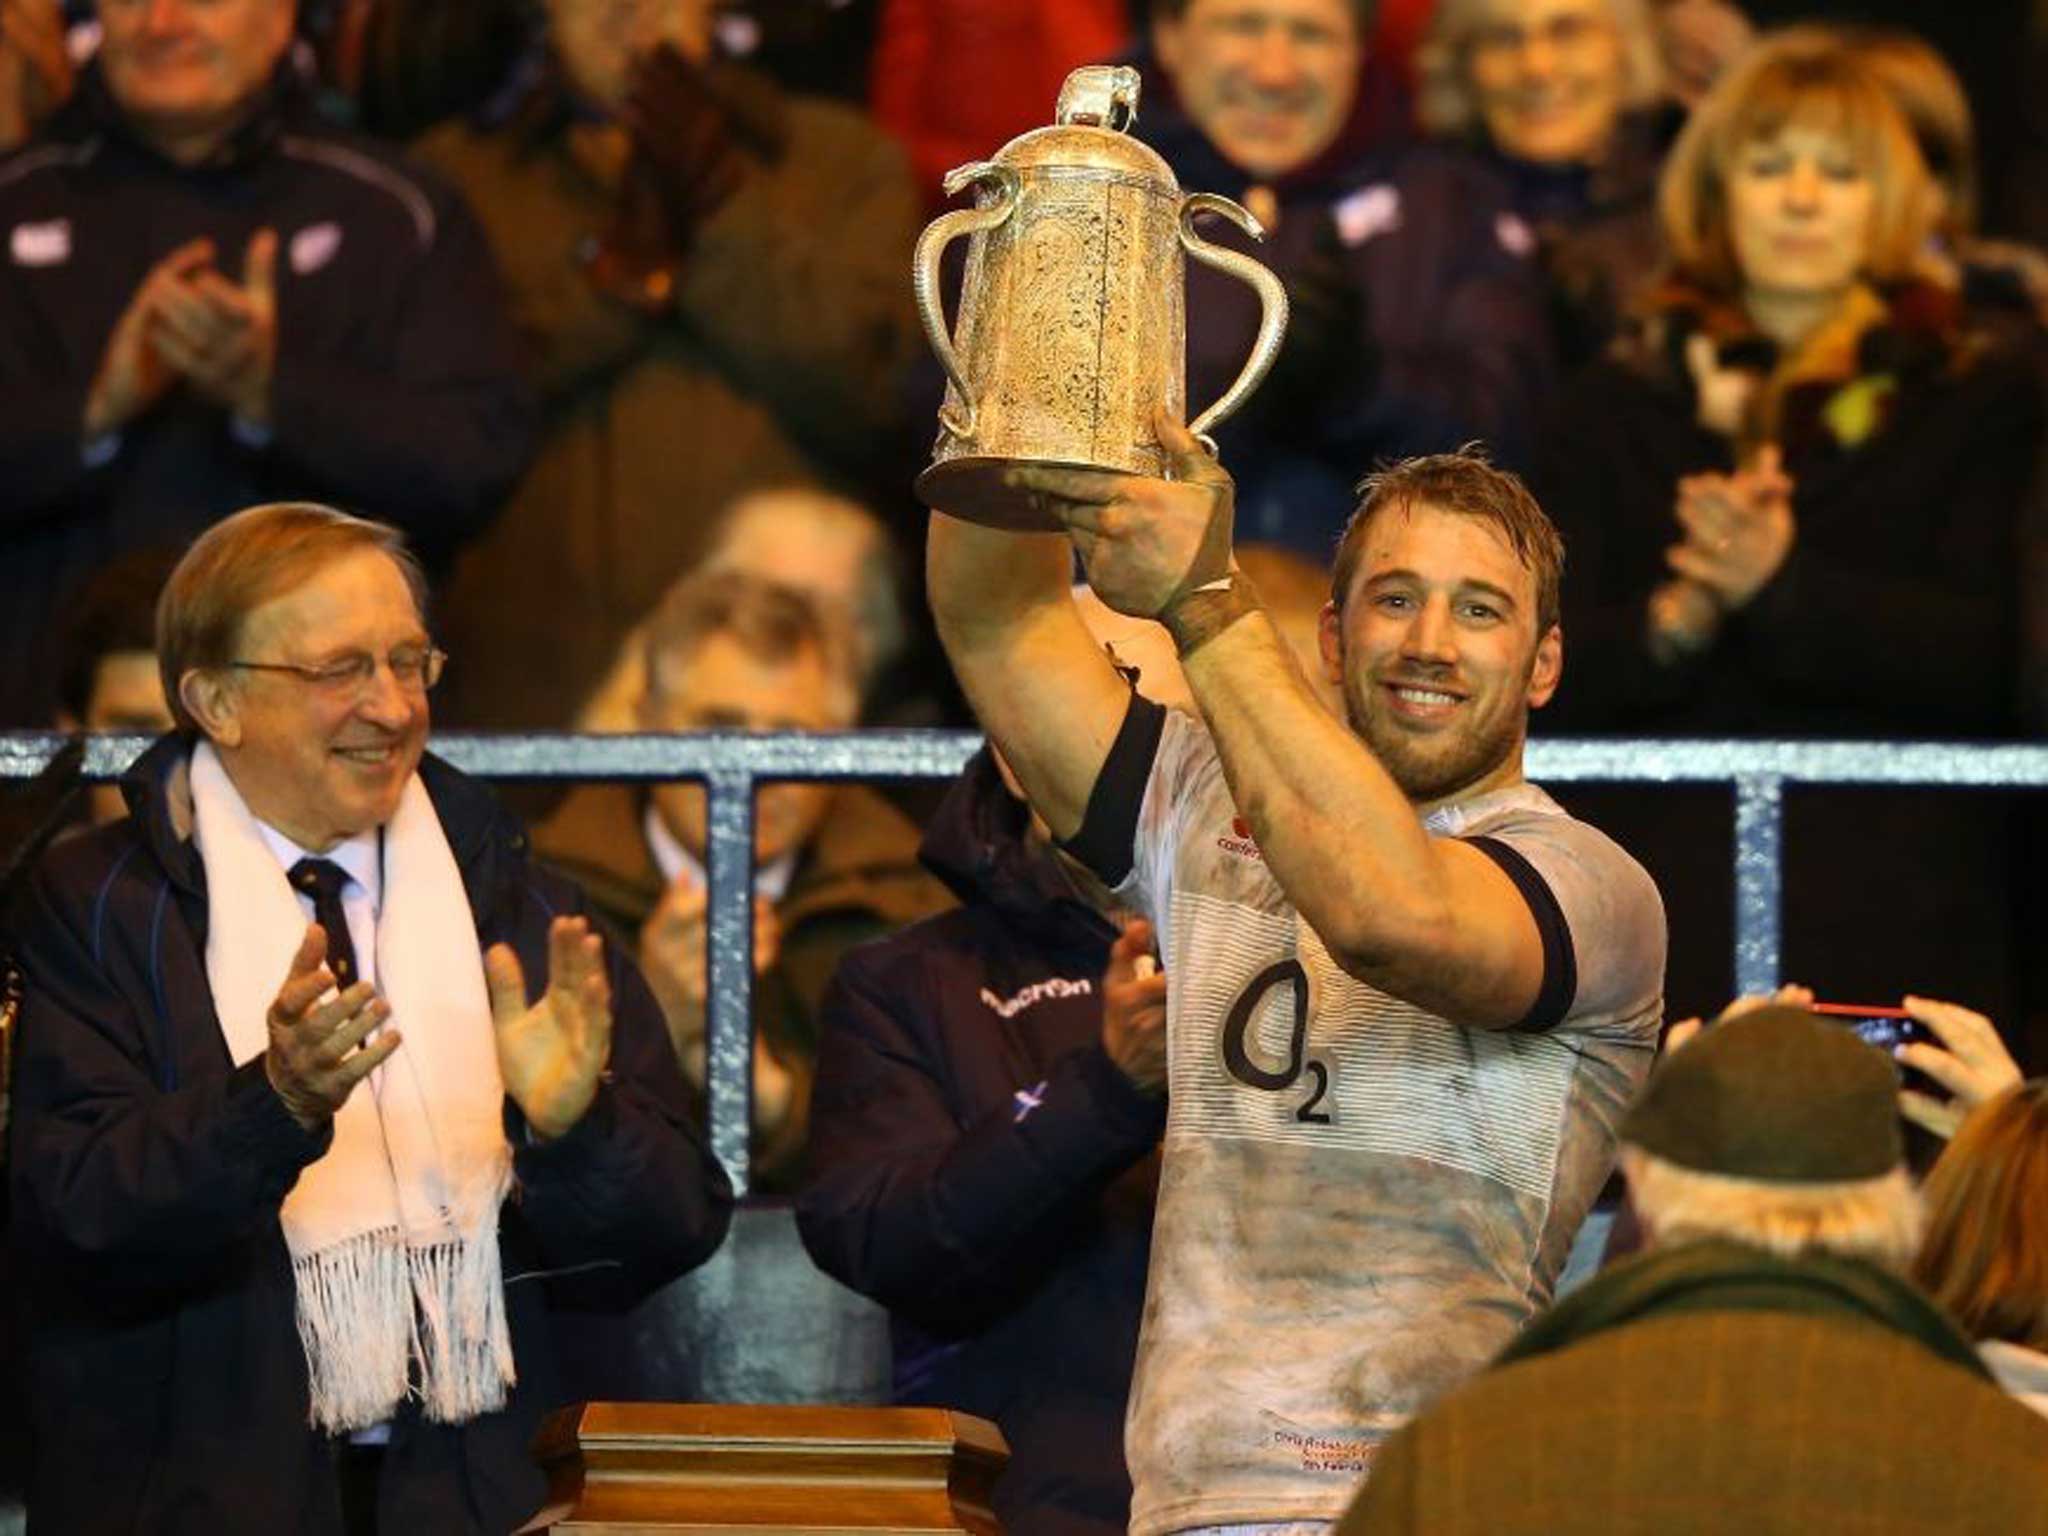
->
xmin=913 ymin=65 xmax=1289 ymax=530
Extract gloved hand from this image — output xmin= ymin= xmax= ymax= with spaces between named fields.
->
xmin=583 ymin=44 xmax=746 ymax=312
xmin=623 ymin=42 xmax=746 ymax=241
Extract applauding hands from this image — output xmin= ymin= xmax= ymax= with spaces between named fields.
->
xmin=637 ymin=882 xmax=797 ymax=1132
xmin=83 ymin=229 xmax=279 ymax=439
xmin=1648 ymin=446 xmax=1797 ymax=661
xmin=1101 ymin=918 xmax=1169 ymax=1095
xmin=264 ymin=916 xmax=619 ymax=1142
xmin=264 ymin=922 xmax=400 ymax=1132
xmin=485 ymin=917 xmax=616 ymax=1142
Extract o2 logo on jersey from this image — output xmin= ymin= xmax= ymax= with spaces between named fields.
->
xmin=1220 ymin=960 xmax=1335 ymax=1125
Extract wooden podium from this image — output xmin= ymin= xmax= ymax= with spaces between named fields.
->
xmin=519 ymin=1403 xmax=1010 ymax=1534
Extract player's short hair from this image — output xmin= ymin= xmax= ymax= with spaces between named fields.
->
xmin=1331 ymin=448 xmax=1564 ymax=636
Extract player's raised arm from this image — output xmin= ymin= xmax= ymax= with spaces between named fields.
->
xmin=926 ymin=510 xmax=1135 ymax=842
xmin=1022 ymin=416 xmax=1570 ymax=1029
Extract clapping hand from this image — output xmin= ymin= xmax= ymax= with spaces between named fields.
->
xmin=0 ymin=0 xmax=73 ymax=148
xmin=637 ymin=882 xmax=780 ymax=1086
xmin=265 ymin=922 xmax=400 ymax=1131
xmin=1684 ymin=330 xmax=1760 ymax=439
xmin=485 ymin=917 xmax=614 ymax=1141
xmin=1101 ymin=918 xmax=1169 ymax=1094
xmin=83 ymin=231 xmax=279 ymax=436
xmin=623 ymin=44 xmax=744 ymax=235
xmin=586 ymin=44 xmax=743 ymax=308
xmin=83 ymin=239 xmax=216 ymax=438
xmin=1658 ymin=0 xmax=1753 ymax=111
xmin=1665 ymin=446 xmax=1795 ymax=612
xmin=149 ymin=229 xmax=279 ymax=425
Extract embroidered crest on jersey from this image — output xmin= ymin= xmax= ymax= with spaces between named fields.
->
xmin=11 ymin=219 xmax=70 ymax=266
xmin=291 ymin=221 xmax=343 ymax=275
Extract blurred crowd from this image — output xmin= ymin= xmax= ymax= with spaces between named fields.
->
xmin=5 ymin=0 xmax=2047 ymax=1080
xmin=4 ymin=1 xmax=2048 ymax=1532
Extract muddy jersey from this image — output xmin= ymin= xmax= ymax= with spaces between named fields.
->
xmin=1084 ymin=704 xmax=1665 ymax=1534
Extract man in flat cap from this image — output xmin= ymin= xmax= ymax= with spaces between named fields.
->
xmin=1337 ymin=1005 xmax=2048 ymax=1535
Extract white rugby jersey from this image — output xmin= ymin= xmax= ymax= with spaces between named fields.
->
xmin=1089 ymin=705 xmax=1666 ymax=1534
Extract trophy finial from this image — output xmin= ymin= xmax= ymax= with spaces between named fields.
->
xmin=1055 ymin=66 xmax=1141 ymax=133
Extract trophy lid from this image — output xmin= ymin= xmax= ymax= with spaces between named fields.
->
xmin=988 ymin=65 xmax=1177 ymax=190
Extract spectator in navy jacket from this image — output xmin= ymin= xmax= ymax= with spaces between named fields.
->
xmin=1413 ymin=0 xmax=1677 ymax=368
xmin=0 ymin=0 xmax=533 ymax=723
xmin=1134 ymin=0 xmax=1555 ymax=557
xmin=798 ymin=744 xmax=1167 ymax=1536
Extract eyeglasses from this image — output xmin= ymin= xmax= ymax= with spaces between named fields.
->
xmin=226 ymin=646 xmax=448 ymax=696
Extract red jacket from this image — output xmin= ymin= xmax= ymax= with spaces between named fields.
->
xmin=869 ymin=0 xmax=1132 ymax=209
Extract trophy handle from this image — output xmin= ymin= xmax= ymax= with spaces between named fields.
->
xmin=913 ymin=161 xmax=1022 ymax=440
xmin=1179 ymin=192 xmax=1291 ymax=454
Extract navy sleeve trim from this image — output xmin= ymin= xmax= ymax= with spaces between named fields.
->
xmin=1057 ymin=693 xmax=1166 ymax=888
xmin=1467 ymin=835 xmax=1577 ymax=1034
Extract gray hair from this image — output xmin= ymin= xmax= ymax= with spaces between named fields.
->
xmin=642 ymin=569 xmax=860 ymax=725
xmin=1415 ymin=0 xmax=1665 ymax=142
xmin=1620 ymin=1144 xmax=1925 ymax=1272
xmin=702 ymin=487 xmax=907 ymax=695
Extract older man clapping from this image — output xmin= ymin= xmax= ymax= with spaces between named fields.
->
xmin=6 ymin=503 xmax=732 ymax=1536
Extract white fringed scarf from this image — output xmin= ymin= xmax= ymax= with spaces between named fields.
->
xmin=190 ymin=743 xmax=516 ymax=1432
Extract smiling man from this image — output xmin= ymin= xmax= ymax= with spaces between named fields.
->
xmin=1135 ymin=0 xmax=1555 ymax=558
xmin=928 ymin=431 xmax=1664 ymax=1533
xmin=5 ymin=503 xmax=732 ymax=1534
xmin=533 ymin=569 xmax=949 ymax=1193
xmin=0 ymin=0 xmax=532 ymax=726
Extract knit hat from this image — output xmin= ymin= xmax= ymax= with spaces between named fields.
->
xmin=1621 ymin=1006 xmax=1902 ymax=1183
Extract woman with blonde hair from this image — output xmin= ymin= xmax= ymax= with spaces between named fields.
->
xmin=1914 ymin=1080 xmax=2048 ymax=1418
xmin=1535 ymin=30 xmax=2044 ymax=1031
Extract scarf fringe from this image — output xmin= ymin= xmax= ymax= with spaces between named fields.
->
xmin=294 ymin=1169 xmax=517 ymax=1433
xmin=409 ymin=1164 xmax=518 ymax=1425
xmin=191 ymin=745 xmax=516 ymax=1435
xmin=294 ymin=1227 xmax=411 ymax=1434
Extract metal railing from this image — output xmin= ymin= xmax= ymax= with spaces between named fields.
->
xmin=8 ymin=730 xmax=2048 ymax=1194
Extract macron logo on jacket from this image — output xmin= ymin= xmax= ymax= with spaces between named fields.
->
xmin=979 ymin=977 xmax=1092 ymax=1019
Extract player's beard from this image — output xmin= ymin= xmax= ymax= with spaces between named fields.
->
xmin=1340 ymin=656 xmax=1531 ymax=807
